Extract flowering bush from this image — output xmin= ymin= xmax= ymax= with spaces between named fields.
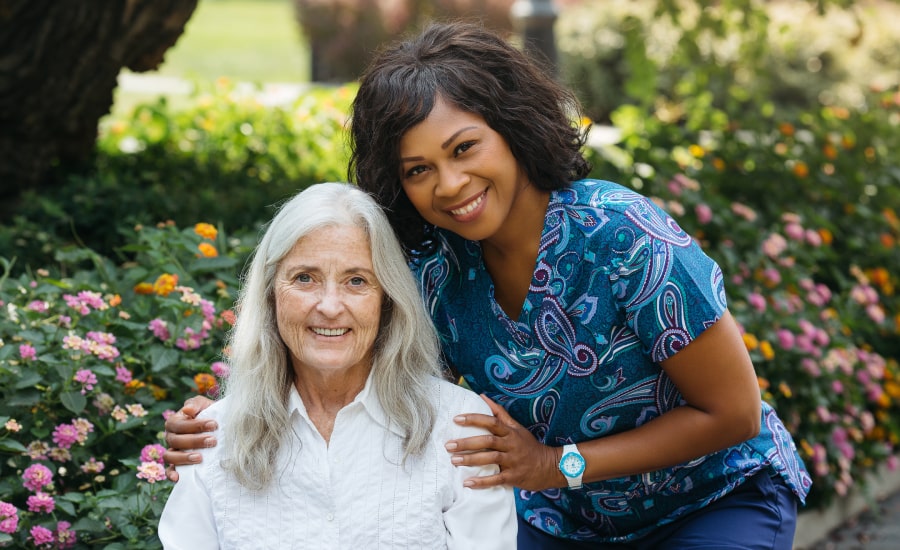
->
xmin=0 ymin=221 xmax=246 ymax=548
xmin=593 ymin=85 xmax=900 ymax=507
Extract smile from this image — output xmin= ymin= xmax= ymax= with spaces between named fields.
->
xmin=312 ymin=327 xmax=349 ymax=336
xmin=449 ymin=190 xmax=486 ymax=216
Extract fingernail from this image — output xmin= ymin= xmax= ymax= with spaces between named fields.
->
xmin=453 ymin=415 xmax=465 ymax=423
xmin=463 ymin=480 xmax=474 ymax=487
xmin=204 ymin=421 xmax=218 ymax=431
xmin=188 ymin=453 xmax=202 ymax=463
xmin=451 ymin=456 xmax=463 ymax=465
xmin=203 ymin=437 xmax=216 ymax=448
xmin=445 ymin=442 xmax=457 ymax=451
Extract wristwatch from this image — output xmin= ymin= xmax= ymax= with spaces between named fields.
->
xmin=558 ymin=443 xmax=586 ymax=489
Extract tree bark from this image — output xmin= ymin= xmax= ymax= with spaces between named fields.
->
xmin=0 ymin=0 xmax=198 ymax=216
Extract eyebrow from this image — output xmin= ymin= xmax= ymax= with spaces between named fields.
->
xmin=400 ymin=126 xmax=479 ymax=163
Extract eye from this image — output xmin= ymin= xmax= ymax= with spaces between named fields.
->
xmin=348 ymin=276 xmax=367 ymax=287
xmin=454 ymin=141 xmax=475 ymax=156
xmin=404 ymin=164 xmax=428 ymax=179
xmin=294 ymin=273 xmax=312 ymax=284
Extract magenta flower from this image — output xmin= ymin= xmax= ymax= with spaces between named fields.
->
xmin=140 ymin=443 xmax=167 ymax=464
xmin=26 ymin=492 xmax=55 ymax=514
xmin=747 ymin=292 xmax=766 ymax=312
xmin=211 ymin=361 xmax=230 ymax=378
xmin=73 ymin=369 xmax=97 ymax=393
xmin=775 ymin=329 xmax=795 ymax=350
xmin=26 ymin=300 xmax=49 ymax=312
xmin=22 ymin=463 xmax=53 ymax=492
xmin=115 ymin=365 xmax=133 ymax=384
xmin=0 ymin=501 xmax=18 ymax=534
xmin=52 ymin=423 xmax=80 ymax=449
xmin=148 ymin=318 xmax=171 ymax=341
xmin=694 ymin=203 xmax=712 ymax=225
xmin=784 ymin=222 xmax=804 ymax=241
xmin=30 ymin=524 xmax=54 ymax=545
xmin=19 ymin=344 xmax=37 ymax=361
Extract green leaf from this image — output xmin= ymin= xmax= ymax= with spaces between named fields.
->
xmin=151 ymin=346 xmax=180 ymax=373
xmin=0 ymin=440 xmax=27 ymax=453
xmin=60 ymin=390 xmax=87 ymax=414
xmin=56 ymin=498 xmax=76 ymax=515
xmin=14 ymin=370 xmax=42 ymax=389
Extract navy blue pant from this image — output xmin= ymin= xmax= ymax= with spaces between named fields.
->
xmin=517 ymin=472 xmax=798 ymax=549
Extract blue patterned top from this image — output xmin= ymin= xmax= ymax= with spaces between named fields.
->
xmin=411 ymin=179 xmax=812 ymax=542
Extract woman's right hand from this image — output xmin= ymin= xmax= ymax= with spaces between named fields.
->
xmin=163 ymin=395 xmax=217 ymax=481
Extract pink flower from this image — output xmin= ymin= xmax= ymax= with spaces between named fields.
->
xmin=30 ymin=525 xmax=54 ymax=545
xmin=0 ymin=501 xmax=18 ymax=534
xmin=694 ymin=203 xmax=713 ymax=225
xmin=19 ymin=344 xmax=37 ymax=361
xmin=136 ymin=461 xmax=167 ymax=483
xmin=26 ymin=492 xmax=55 ymax=514
xmin=211 ymin=361 xmax=230 ymax=378
xmin=762 ymin=233 xmax=788 ymax=258
xmin=805 ymin=229 xmax=822 ymax=247
xmin=22 ymin=463 xmax=53 ymax=492
xmin=26 ymin=300 xmax=49 ymax=312
xmin=784 ymin=222 xmax=804 ymax=241
xmin=176 ymin=327 xmax=202 ymax=351
xmin=115 ymin=366 xmax=133 ymax=384
xmin=72 ymin=418 xmax=94 ymax=443
xmin=866 ymin=304 xmax=886 ymax=324
xmin=775 ymin=329 xmax=795 ymax=350
xmin=140 ymin=444 xmax=167 ymax=464
xmin=55 ymin=521 xmax=77 ymax=549
xmin=762 ymin=268 xmax=781 ymax=286
xmin=81 ymin=457 xmax=105 ymax=474
xmin=52 ymin=423 xmax=80 ymax=449
xmin=747 ymin=292 xmax=766 ymax=312
xmin=73 ymin=369 xmax=97 ymax=393
xmin=148 ymin=318 xmax=170 ymax=341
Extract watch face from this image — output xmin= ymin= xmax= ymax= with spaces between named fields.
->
xmin=561 ymin=452 xmax=585 ymax=477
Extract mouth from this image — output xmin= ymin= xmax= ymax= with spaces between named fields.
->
xmin=448 ymin=190 xmax=487 ymax=217
xmin=311 ymin=327 xmax=349 ymax=337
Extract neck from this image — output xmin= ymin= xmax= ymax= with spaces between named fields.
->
xmin=293 ymin=363 xmax=370 ymax=418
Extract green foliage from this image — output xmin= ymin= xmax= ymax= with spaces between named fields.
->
xmin=0 ymin=222 xmax=247 ymax=548
xmin=558 ymin=0 xmax=900 ymax=126
xmin=3 ymin=81 xmax=353 ymax=277
xmin=590 ymin=86 xmax=900 ymax=507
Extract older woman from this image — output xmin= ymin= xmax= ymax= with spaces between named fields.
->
xmin=157 ymin=183 xmax=516 ymax=549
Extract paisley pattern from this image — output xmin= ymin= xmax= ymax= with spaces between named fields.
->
xmin=412 ymin=179 xmax=812 ymax=543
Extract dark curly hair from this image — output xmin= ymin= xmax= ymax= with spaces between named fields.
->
xmin=348 ymin=21 xmax=591 ymax=256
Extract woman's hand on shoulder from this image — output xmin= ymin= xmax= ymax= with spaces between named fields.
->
xmin=445 ymin=395 xmax=561 ymax=492
xmin=163 ymin=395 xmax=217 ymax=482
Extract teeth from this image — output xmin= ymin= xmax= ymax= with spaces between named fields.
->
xmin=450 ymin=192 xmax=484 ymax=216
xmin=313 ymin=328 xmax=348 ymax=336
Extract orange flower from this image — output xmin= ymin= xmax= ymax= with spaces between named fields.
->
xmin=220 ymin=309 xmax=237 ymax=326
xmin=133 ymin=282 xmax=154 ymax=295
xmin=779 ymin=382 xmax=793 ymax=398
xmin=150 ymin=384 xmax=167 ymax=401
xmin=124 ymin=379 xmax=146 ymax=395
xmin=108 ymin=294 xmax=122 ymax=307
xmin=712 ymin=157 xmax=726 ymax=171
xmin=818 ymin=228 xmax=833 ymax=246
xmin=886 ymin=380 xmax=900 ymax=399
xmin=194 ymin=222 xmax=218 ymax=241
xmin=742 ymin=333 xmax=759 ymax=351
xmin=792 ymin=161 xmax=809 ymax=178
xmin=757 ymin=376 xmax=770 ymax=391
xmin=881 ymin=233 xmax=896 ymax=248
xmin=778 ymin=122 xmax=795 ymax=137
xmin=153 ymin=273 xmax=179 ymax=296
xmin=197 ymin=242 xmax=219 ymax=258
xmin=822 ymin=143 xmax=837 ymax=160
xmin=194 ymin=373 xmax=217 ymax=394
xmin=884 ymin=208 xmax=899 ymax=230
xmin=841 ymin=135 xmax=855 ymax=150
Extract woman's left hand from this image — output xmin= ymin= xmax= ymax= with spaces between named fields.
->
xmin=446 ymin=395 xmax=561 ymax=491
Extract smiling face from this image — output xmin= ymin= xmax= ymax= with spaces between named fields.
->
xmin=398 ymin=96 xmax=545 ymax=245
xmin=273 ymin=224 xmax=383 ymax=381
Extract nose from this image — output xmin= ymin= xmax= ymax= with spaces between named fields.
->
xmin=315 ymin=283 xmax=345 ymax=316
xmin=434 ymin=165 xmax=469 ymax=198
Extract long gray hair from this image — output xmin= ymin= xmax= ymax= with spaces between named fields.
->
xmin=220 ymin=182 xmax=442 ymax=490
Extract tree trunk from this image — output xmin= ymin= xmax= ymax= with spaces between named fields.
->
xmin=0 ymin=0 xmax=198 ymax=217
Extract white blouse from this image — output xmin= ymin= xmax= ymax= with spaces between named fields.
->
xmin=158 ymin=376 xmax=517 ymax=549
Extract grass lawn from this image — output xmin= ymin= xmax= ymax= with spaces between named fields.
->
xmin=112 ymin=0 xmax=309 ymax=117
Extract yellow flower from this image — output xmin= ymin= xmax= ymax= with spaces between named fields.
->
xmin=760 ymin=341 xmax=775 ymax=360
xmin=742 ymin=333 xmax=759 ymax=351
xmin=712 ymin=157 xmax=726 ymax=171
xmin=778 ymin=382 xmax=792 ymax=398
xmin=197 ymin=242 xmax=219 ymax=258
xmin=124 ymin=379 xmax=146 ymax=395
xmin=152 ymin=273 xmax=179 ymax=297
xmin=194 ymin=373 xmax=217 ymax=394
xmin=688 ymin=144 xmax=704 ymax=158
xmin=194 ymin=222 xmax=218 ymax=241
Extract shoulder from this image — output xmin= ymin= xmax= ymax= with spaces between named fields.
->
xmin=427 ymin=377 xmax=491 ymax=417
